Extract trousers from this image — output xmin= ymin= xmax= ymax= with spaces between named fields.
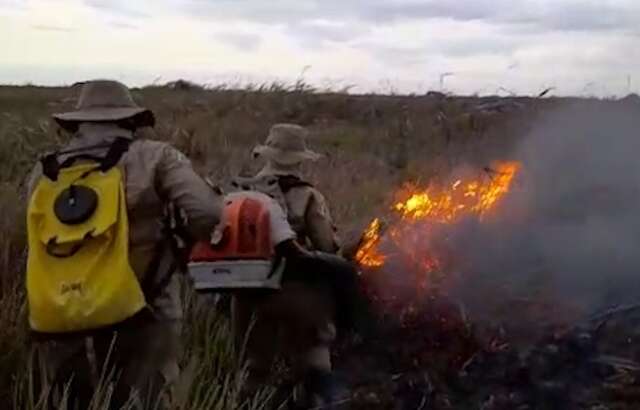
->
xmin=36 ymin=309 xmax=181 ymax=410
xmin=231 ymin=281 xmax=336 ymax=390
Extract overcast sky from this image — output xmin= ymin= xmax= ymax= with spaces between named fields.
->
xmin=1 ymin=0 xmax=639 ymax=95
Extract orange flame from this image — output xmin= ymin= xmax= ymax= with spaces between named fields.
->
xmin=354 ymin=218 xmax=386 ymax=267
xmin=356 ymin=161 xmax=520 ymax=270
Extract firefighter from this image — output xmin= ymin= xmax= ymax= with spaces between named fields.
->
xmin=27 ymin=80 xmax=223 ymax=409
xmin=232 ymin=123 xmax=343 ymax=407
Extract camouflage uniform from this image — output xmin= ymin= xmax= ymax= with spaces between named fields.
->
xmin=232 ymin=124 xmax=340 ymax=403
xmin=28 ymin=80 xmax=222 ymax=409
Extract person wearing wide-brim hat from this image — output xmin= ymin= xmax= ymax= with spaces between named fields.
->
xmin=252 ymin=123 xmax=323 ymax=169
xmin=28 ymin=79 xmax=223 ymax=409
xmin=52 ymin=79 xmax=156 ymax=132
xmin=233 ymin=123 xmax=345 ymax=406
xmin=251 ymin=122 xmax=337 ymax=252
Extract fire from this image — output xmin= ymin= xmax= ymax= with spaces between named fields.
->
xmin=354 ymin=218 xmax=386 ymax=267
xmin=356 ymin=161 xmax=520 ymax=270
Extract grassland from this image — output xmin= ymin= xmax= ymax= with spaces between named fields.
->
xmin=0 ymin=82 xmax=627 ymax=408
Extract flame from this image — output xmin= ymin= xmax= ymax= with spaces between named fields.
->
xmin=356 ymin=161 xmax=520 ymax=270
xmin=354 ymin=218 xmax=386 ymax=268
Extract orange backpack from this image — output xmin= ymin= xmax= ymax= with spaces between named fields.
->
xmin=189 ymin=195 xmax=284 ymax=291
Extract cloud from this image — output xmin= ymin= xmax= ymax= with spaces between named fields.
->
xmin=497 ymin=1 xmax=640 ymax=33
xmin=31 ymin=24 xmax=76 ymax=32
xmin=108 ymin=21 xmax=139 ymax=30
xmin=360 ymin=21 xmax=522 ymax=62
xmin=215 ymin=31 xmax=262 ymax=51
xmin=84 ymin=0 xmax=149 ymax=19
xmin=0 ymin=0 xmax=23 ymax=7
xmin=287 ymin=20 xmax=370 ymax=49
xmin=177 ymin=0 xmax=640 ymax=34
xmin=182 ymin=0 xmax=323 ymax=24
xmin=1 ymin=0 xmax=638 ymax=96
xmin=0 ymin=0 xmax=26 ymax=14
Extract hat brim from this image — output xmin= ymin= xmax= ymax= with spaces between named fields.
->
xmin=52 ymin=107 xmax=154 ymax=130
xmin=253 ymin=145 xmax=322 ymax=165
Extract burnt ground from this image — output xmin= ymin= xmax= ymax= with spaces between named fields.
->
xmin=334 ymin=281 xmax=640 ymax=410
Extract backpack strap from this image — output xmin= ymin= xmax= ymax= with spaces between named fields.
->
xmin=231 ymin=175 xmax=312 ymax=194
xmin=97 ymin=137 xmax=131 ymax=172
xmin=276 ymin=175 xmax=313 ymax=193
xmin=140 ymin=203 xmax=192 ymax=303
xmin=140 ymin=239 xmax=177 ymax=303
xmin=275 ymin=175 xmax=314 ymax=242
xmin=40 ymin=137 xmax=131 ymax=181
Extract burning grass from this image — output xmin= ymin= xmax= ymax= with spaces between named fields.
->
xmin=346 ymin=154 xmax=640 ymax=409
xmin=355 ymin=161 xmax=520 ymax=282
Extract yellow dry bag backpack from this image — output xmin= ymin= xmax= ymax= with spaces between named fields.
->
xmin=26 ymin=138 xmax=146 ymax=333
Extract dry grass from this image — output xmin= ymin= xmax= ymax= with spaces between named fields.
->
xmin=0 ymin=81 xmax=556 ymax=408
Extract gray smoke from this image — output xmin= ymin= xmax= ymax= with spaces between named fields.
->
xmin=452 ymin=101 xmax=640 ymax=326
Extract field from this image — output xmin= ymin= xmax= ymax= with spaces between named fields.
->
xmin=2 ymin=82 xmax=640 ymax=409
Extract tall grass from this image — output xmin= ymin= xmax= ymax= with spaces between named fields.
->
xmin=0 ymin=81 xmax=536 ymax=408
xmin=8 ymin=289 xmax=275 ymax=410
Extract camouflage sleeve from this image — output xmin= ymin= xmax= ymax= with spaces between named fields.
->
xmin=305 ymin=189 xmax=340 ymax=253
xmin=156 ymin=144 xmax=223 ymax=241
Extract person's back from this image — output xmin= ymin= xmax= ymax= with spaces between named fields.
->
xmin=231 ymin=169 xmax=339 ymax=253
xmin=281 ymin=182 xmax=339 ymax=253
xmin=233 ymin=123 xmax=344 ymax=407
xmin=27 ymin=80 xmax=222 ymax=409
xmin=40 ymin=127 xmax=221 ymax=277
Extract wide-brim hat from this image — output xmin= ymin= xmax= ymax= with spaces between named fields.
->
xmin=252 ymin=123 xmax=322 ymax=165
xmin=53 ymin=80 xmax=155 ymax=131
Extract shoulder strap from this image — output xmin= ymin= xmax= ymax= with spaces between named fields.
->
xmin=276 ymin=175 xmax=313 ymax=194
xmin=99 ymin=137 xmax=131 ymax=172
xmin=140 ymin=238 xmax=177 ymax=303
xmin=140 ymin=203 xmax=191 ymax=303
xmin=231 ymin=175 xmax=312 ymax=194
xmin=229 ymin=174 xmax=312 ymax=220
xmin=40 ymin=137 xmax=131 ymax=181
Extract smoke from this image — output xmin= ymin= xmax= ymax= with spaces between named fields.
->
xmin=453 ymin=101 xmax=640 ymax=325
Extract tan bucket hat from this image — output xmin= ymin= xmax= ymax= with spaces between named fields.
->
xmin=53 ymin=80 xmax=154 ymax=131
xmin=252 ymin=124 xmax=322 ymax=165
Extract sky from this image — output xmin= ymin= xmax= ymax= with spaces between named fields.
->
xmin=0 ymin=0 xmax=639 ymax=96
